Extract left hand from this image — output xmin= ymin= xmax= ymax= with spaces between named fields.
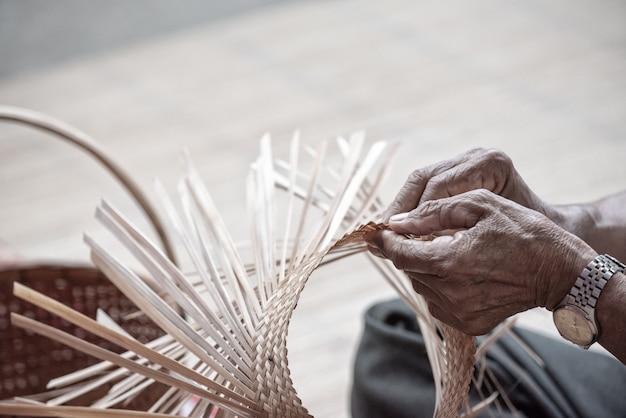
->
xmin=381 ymin=148 xmax=550 ymax=222
xmin=366 ymin=189 xmax=596 ymax=335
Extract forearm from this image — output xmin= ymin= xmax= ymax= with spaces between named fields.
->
xmin=548 ymin=191 xmax=626 ymax=261
xmin=596 ymin=271 xmax=626 ymax=364
xmin=546 ymin=194 xmax=626 ymax=364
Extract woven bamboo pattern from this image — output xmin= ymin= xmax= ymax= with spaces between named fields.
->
xmin=0 ymin=107 xmax=521 ymax=417
xmin=0 ymin=265 xmax=166 ymax=403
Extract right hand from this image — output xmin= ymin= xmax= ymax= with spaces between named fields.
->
xmin=367 ymin=189 xmax=597 ymax=335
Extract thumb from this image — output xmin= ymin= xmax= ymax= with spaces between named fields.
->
xmin=388 ymin=190 xmax=491 ymax=235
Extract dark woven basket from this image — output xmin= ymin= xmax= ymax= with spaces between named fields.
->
xmin=0 ymin=106 xmax=177 ymax=416
xmin=0 ymin=264 xmax=168 ymax=409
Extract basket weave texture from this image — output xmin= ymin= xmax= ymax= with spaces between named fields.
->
xmin=0 ymin=107 xmax=482 ymax=417
xmin=0 ymin=265 xmax=167 ymax=413
xmin=0 ymin=105 xmax=175 ymax=416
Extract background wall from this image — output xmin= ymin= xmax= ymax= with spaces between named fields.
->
xmin=0 ymin=0 xmax=294 ymax=77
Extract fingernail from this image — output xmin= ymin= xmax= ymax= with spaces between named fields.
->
xmin=389 ymin=212 xmax=408 ymax=223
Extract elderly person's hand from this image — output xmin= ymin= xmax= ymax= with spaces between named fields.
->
xmin=382 ymin=148 xmax=550 ymax=223
xmin=366 ymin=189 xmax=597 ymax=336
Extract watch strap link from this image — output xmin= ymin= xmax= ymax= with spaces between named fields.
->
xmin=566 ymin=254 xmax=626 ymax=311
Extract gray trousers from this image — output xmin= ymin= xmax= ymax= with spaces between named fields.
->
xmin=351 ymin=299 xmax=626 ymax=418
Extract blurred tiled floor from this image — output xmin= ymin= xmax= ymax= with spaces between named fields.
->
xmin=1 ymin=1 xmax=625 ymax=416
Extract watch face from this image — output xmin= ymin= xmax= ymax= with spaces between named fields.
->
xmin=553 ymin=306 xmax=596 ymax=346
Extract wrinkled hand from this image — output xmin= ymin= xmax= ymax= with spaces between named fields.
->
xmin=366 ymin=190 xmax=596 ymax=336
xmin=382 ymin=148 xmax=549 ymax=222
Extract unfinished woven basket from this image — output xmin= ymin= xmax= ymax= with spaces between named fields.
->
xmin=0 ymin=106 xmax=513 ymax=418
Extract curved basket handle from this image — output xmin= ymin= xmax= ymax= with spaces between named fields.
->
xmin=0 ymin=105 xmax=177 ymax=265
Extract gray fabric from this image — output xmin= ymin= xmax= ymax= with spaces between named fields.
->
xmin=351 ymin=299 xmax=626 ymax=418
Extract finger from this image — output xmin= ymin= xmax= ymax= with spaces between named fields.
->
xmin=407 ymin=273 xmax=441 ymax=302
xmin=389 ymin=190 xmax=493 ymax=236
xmin=419 ymin=149 xmax=511 ymax=204
xmin=382 ymin=149 xmax=482 ymax=222
xmin=366 ymin=243 xmax=385 ymax=258
xmin=367 ymin=229 xmax=452 ymax=275
xmin=364 ymin=228 xmax=384 ymax=250
xmin=364 ymin=229 xmax=403 ymax=262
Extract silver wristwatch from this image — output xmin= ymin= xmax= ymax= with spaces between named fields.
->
xmin=553 ymin=254 xmax=625 ymax=349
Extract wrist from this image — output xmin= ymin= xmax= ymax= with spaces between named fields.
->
xmin=543 ymin=235 xmax=598 ymax=311
xmin=553 ymin=255 xmax=625 ymax=349
xmin=596 ymin=271 xmax=626 ymax=362
xmin=546 ymin=203 xmax=598 ymax=242
xmin=596 ymin=271 xmax=626 ymax=334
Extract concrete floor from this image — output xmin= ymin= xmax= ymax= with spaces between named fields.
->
xmin=1 ymin=0 xmax=625 ymax=416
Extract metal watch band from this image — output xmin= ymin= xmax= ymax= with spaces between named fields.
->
xmin=565 ymin=254 xmax=626 ymax=311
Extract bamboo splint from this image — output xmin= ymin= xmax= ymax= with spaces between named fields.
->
xmin=0 ymin=106 xmax=523 ymax=417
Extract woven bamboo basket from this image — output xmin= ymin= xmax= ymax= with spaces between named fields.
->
xmin=0 ymin=266 xmax=169 ymax=410
xmin=0 ymin=106 xmax=176 ymax=416
xmin=0 ymin=106 xmax=514 ymax=418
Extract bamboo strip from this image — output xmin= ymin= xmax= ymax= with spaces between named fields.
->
xmin=287 ymin=140 xmax=327 ymax=276
xmin=183 ymin=155 xmax=262 ymax=322
xmin=12 ymin=284 xmax=252 ymax=406
xmin=10 ymin=314 xmax=256 ymax=417
xmin=303 ymin=135 xmax=364 ymax=254
xmin=48 ymin=342 xmax=184 ymax=406
xmin=475 ymin=319 xmax=516 ymax=359
xmin=0 ymin=403 xmax=176 ymax=418
xmin=339 ymin=142 xmax=400 ymax=234
xmin=92 ymin=374 xmax=156 ymax=409
xmin=96 ymin=309 xmax=133 ymax=338
xmin=177 ymin=182 xmax=257 ymax=356
xmin=248 ymin=169 xmax=273 ymax=304
xmin=0 ymin=131 xmax=519 ymax=417
xmin=278 ymin=132 xmax=300 ymax=285
xmin=256 ymin=133 xmax=278 ymax=296
xmin=97 ymin=199 xmax=253 ymax=373
xmin=184 ymin=173 xmax=260 ymax=333
xmin=320 ymin=141 xmax=388 ymax=248
xmin=47 ymin=333 xmax=176 ymax=389
xmin=148 ymin=386 xmax=179 ymax=414
xmin=273 ymin=160 xmax=330 ymax=214
xmin=86 ymin=238 xmax=256 ymax=399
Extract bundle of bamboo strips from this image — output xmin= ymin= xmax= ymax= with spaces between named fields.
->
xmin=0 ymin=107 xmax=524 ymax=417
